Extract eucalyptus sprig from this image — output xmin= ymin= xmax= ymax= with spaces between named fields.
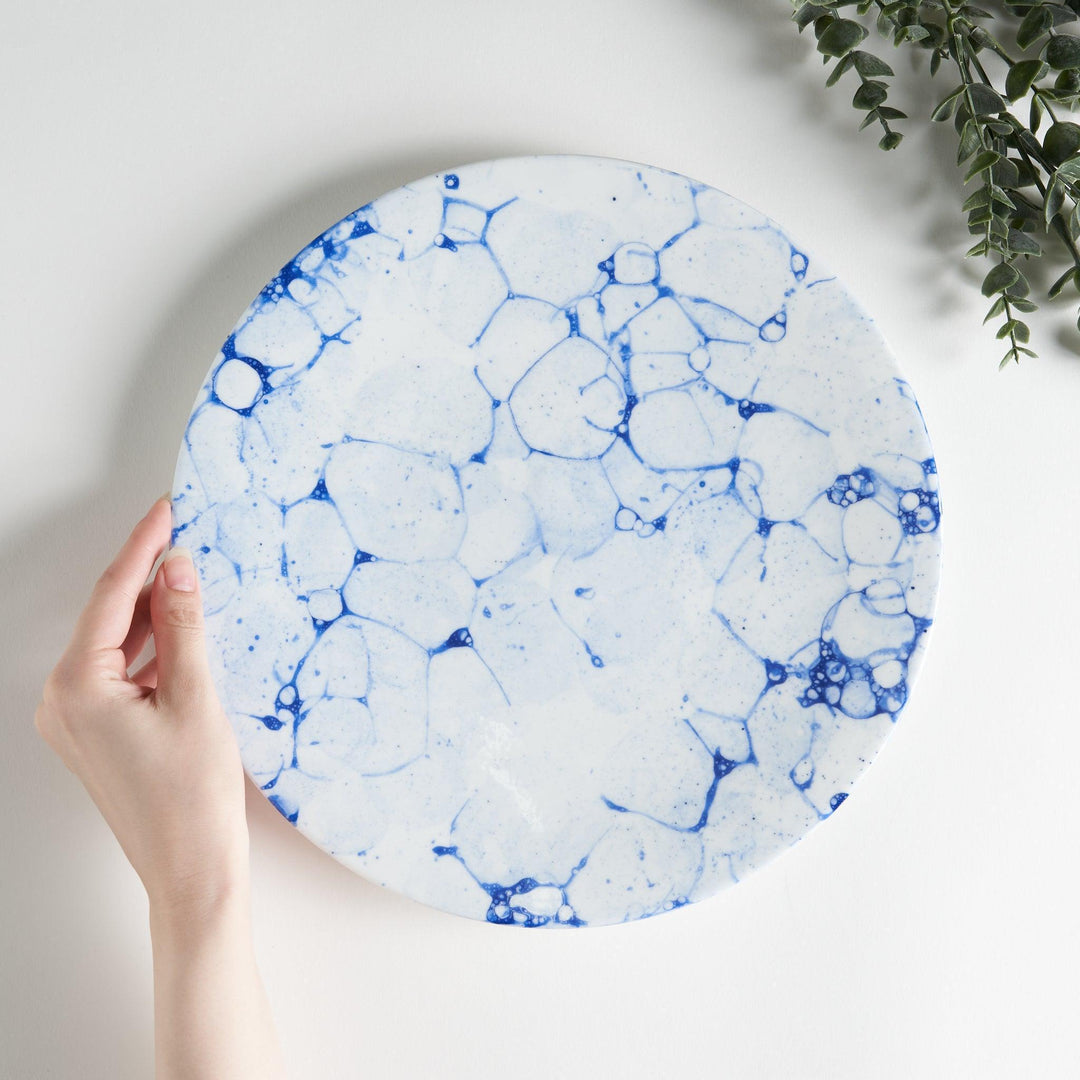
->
xmin=791 ymin=0 xmax=1080 ymax=367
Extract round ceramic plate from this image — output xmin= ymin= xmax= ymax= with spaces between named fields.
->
xmin=172 ymin=155 xmax=941 ymax=927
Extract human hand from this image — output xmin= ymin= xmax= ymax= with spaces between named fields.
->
xmin=34 ymin=495 xmax=249 ymax=920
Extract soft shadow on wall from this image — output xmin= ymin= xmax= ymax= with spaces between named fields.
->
xmin=0 ymin=141 xmax=528 ymax=1080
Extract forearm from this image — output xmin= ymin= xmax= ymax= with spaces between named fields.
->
xmin=149 ymin=879 xmax=286 ymax=1080
xmin=35 ymin=504 xmax=287 ymax=1077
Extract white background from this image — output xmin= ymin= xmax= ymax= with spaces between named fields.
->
xmin=3 ymin=2 xmax=1079 ymax=1077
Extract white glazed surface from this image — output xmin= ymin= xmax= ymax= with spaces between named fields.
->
xmin=172 ymin=155 xmax=940 ymax=926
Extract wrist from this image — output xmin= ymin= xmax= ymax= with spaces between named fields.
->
xmin=148 ymin=861 xmax=252 ymax=944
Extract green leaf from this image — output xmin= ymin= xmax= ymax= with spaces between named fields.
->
xmin=1011 ymin=298 xmax=1038 ymax=313
xmin=853 ymin=80 xmax=888 ymax=109
xmin=1054 ymin=68 xmax=1080 ymax=94
xmin=962 ymin=188 xmax=991 ymax=212
xmin=967 ymin=83 xmax=1007 ymax=115
xmin=1031 ymin=92 xmax=1045 ymax=133
xmin=996 ymin=189 xmax=1020 ymax=213
xmin=1009 ymin=203 xmax=1041 ymax=229
xmin=1000 ymin=344 xmax=1037 ymax=368
xmin=996 ymin=319 xmax=1030 ymax=341
xmin=957 ymin=121 xmax=981 ymax=163
xmin=993 ymin=190 xmax=1017 ymax=213
xmin=895 ymin=24 xmax=930 ymax=44
xmin=1007 ymin=229 xmax=1042 ymax=255
xmin=1055 ymin=153 xmax=1080 ymax=181
xmin=991 ymin=158 xmax=1021 ymax=188
xmin=1014 ymin=126 xmax=1045 ymax=159
xmin=965 ymin=149 xmax=1000 ymax=181
xmin=931 ymin=85 xmax=965 ymax=121
xmin=983 ymin=296 xmax=1006 ymax=321
xmin=1048 ymin=266 xmax=1077 ymax=297
xmin=1017 ymin=6 xmax=1053 ymax=50
xmin=1046 ymin=178 xmax=1066 ymax=222
xmin=851 ymin=50 xmax=894 ymax=77
xmin=876 ymin=105 xmax=907 ymax=120
xmin=793 ymin=4 xmax=833 ymax=31
xmin=818 ymin=18 xmax=868 ymax=57
xmin=982 ymin=262 xmax=1020 ymax=296
xmin=1014 ymin=159 xmax=1039 ymax=187
xmin=921 ymin=22 xmax=947 ymax=50
xmin=1006 ymin=59 xmax=1047 ymax=101
xmin=1043 ymin=120 xmax=1080 ymax=164
xmin=826 ymin=54 xmax=854 ymax=86
xmin=1047 ymin=34 xmax=1080 ymax=70
xmin=879 ymin=130 xmax=904 ymax=150
xmin=1008 ymin=270 xmax=1032 ymax=298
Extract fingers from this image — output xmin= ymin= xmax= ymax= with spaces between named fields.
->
xmin=71 ymin=496 xmax=172 ymax=654
xmin=149 ymin=547 xmax=212 ymax=705
xmin=120 ymin=580 xmax=154 ymax=667
xmin=130 ymin=655 xmax=158 ymax=690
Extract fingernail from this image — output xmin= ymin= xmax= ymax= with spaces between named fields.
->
xmin=158 ymin=490 xmax=172 ymax=505
xmin=162 ymin=547 xmax=196 ymax=592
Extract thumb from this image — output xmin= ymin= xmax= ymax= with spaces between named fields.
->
xmin=150 ymin=547 xmax=212 ymax=703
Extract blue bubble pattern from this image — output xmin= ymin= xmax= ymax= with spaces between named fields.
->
xmin=172 ymin=155 xmax=941 ymax=927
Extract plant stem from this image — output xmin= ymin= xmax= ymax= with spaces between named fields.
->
xmin=943 ymin=0 xmax=1024 ymax=360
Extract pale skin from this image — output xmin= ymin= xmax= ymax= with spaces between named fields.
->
xmin=34 ymin=495 xmax=287 ymax=1080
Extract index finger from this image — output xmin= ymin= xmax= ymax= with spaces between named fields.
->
xmin=69 ymin=495 xmax=173 ymax=653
